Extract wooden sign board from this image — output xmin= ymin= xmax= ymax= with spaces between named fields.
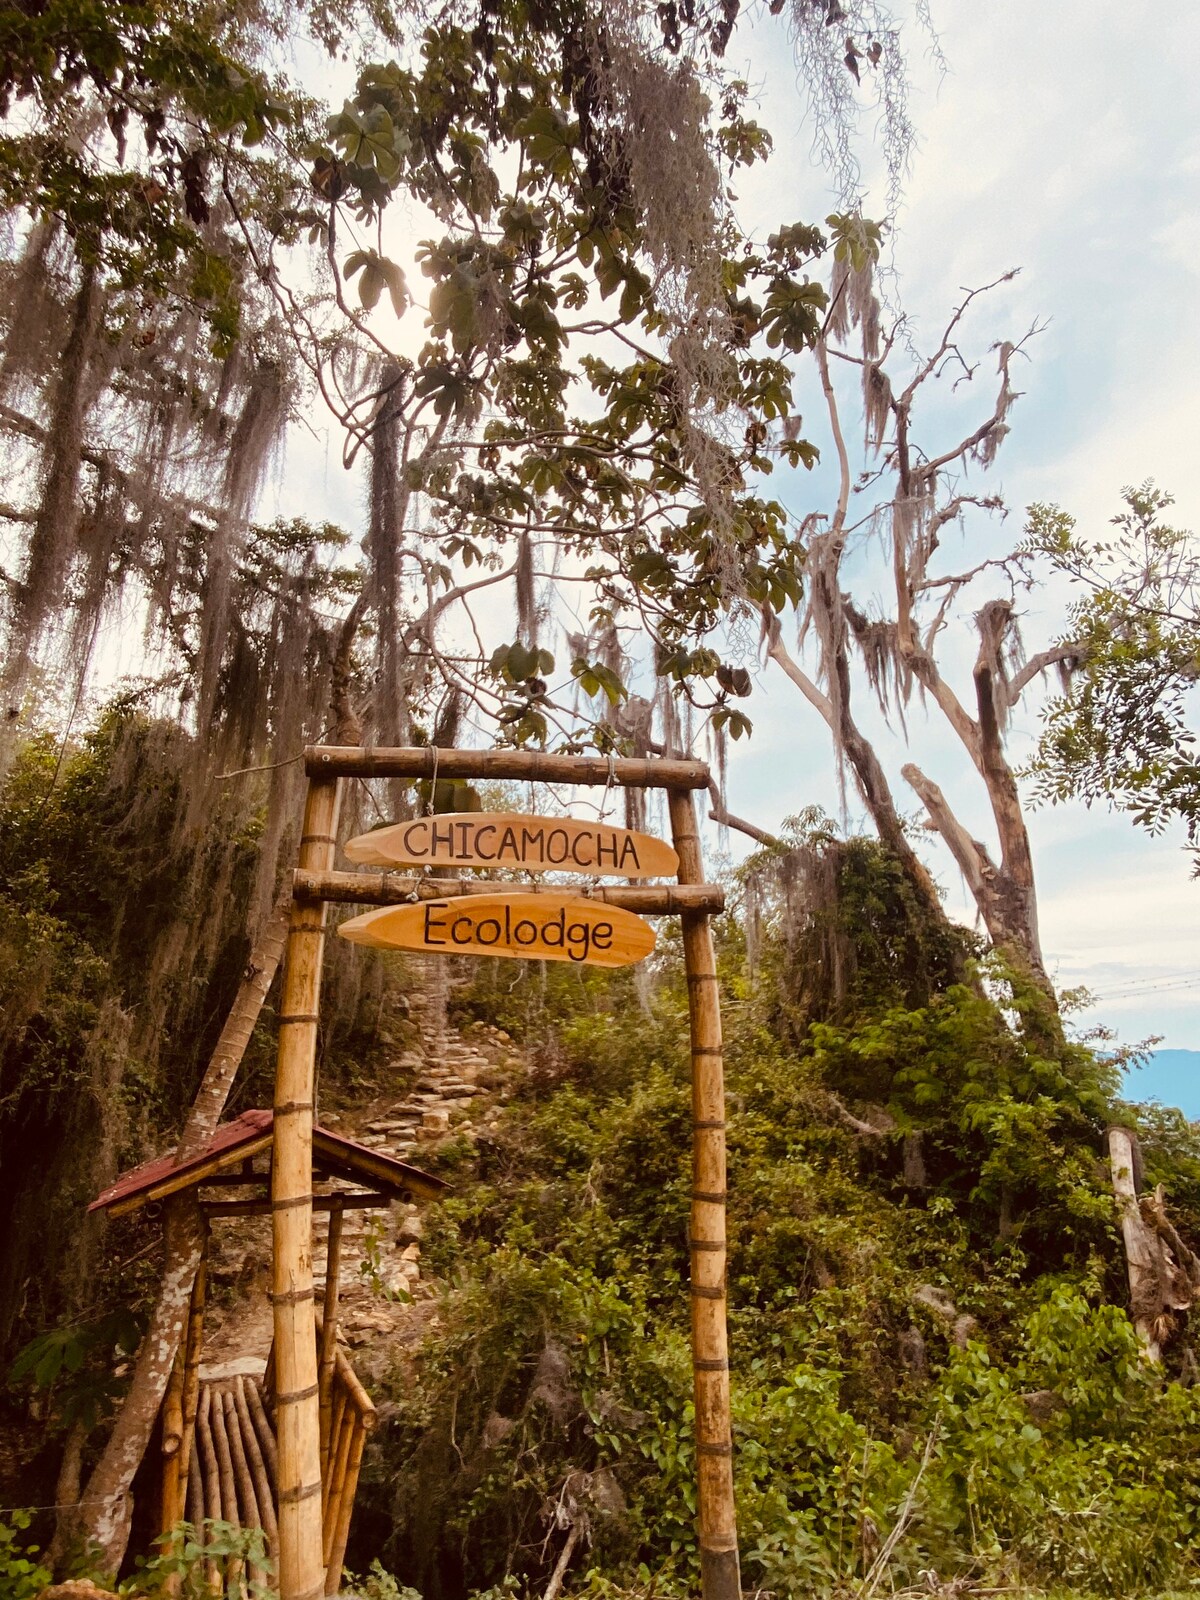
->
xmin=337 ymin=892 xmax=656 ymax=968
xmin=344 ymin=813 xmax=678 ymax=879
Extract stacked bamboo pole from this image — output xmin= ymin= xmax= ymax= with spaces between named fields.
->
xmin=197 ymin=1387 xmax=222 ymax=1595
xmin=667 ymin=789 xmax=741 ymax=1600
xmin=272 ymin=776 xmax=342 ymax=1600
xmin=233 ymin=1377 xmax=278 ymax=1561
xmin=183 ymin=1379 xmax=279 ymax=1596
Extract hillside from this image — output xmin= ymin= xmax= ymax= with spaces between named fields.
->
xmin=6 ymin=728 xmax=1200 ymax=1600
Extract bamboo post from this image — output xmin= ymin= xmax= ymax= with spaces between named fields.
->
xmin=175 ymin=1233 xmax=209 ymax=1524
xmin=328 ymin=1387 xmax=347 ymax=1461
xmin=667 ymin=788 xmax=741 ymax=1600
xmin=318 ymin=1199 xmax=345 ymax=1475
xmin=272 ymin=775 xmax=342 ymax=1600
xmin=322 ymin=1388 xmax=347 ymax=1535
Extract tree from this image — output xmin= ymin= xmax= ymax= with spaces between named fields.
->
xmin=1 ymin=0 xmax=931 ymax=796
xmin=0 ymin=0 xmax=940 ymax=1571
xmin=740 ymin=268 xmax=1084 ymax=996
xmin=1026 ymin=484 xmax=1200 ymax=864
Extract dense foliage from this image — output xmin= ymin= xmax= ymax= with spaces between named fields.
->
xmin=336 ymin=852 xmax=1200 ymax=1599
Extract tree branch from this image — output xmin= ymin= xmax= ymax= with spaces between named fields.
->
xmin=1006 ymin=642 xmax=1080 ymax=705
xmin=706 ymin=780 xmax=778 ymax=846
xmin=901 ymin=760 xmax=993 ymax=909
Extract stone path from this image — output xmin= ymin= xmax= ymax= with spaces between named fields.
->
xmin=200 ymin=1018 xmax=521 ymax=1380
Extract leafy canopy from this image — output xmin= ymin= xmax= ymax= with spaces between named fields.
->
xmin=1026 ymin=484 xmax=1200 ymax=862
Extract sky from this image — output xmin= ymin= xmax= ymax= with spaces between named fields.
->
xmin=721 ymin=1 xmax=1200 ymax=1053
xmin=256 ymin=2 xmax=1200 ymax=1055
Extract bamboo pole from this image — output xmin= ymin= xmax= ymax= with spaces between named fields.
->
xmin=175 ymin=1236 xmax=208 ymax=1522
xmin=305 ymin=745 xmax=710 ymax=788
xmin=245 ymin=1378 xmax=278 ymax=1491
xmin=667 ymin=789 xmax=740 ymax=1600
xmin=186 ymin=1437 xmax=204 ymax=1532
xmin=223 ymin=1389 xmax=267 ymax=1593
xmin=210 ymin=1385 xmax=244 ymax=1595
xmin=317 ymin=1323 xmax=376 ymax=1427
xmin=294 ymin=869 xmax=724 ymax=915
xmin=321 ymin=1398 xmax=354 ymax=1568
xmin=321 ymin=1387 xmax=347 ymax=1547
xmin=272 ymin=775 xmax=341 ymax=1600
xmin=318 ymin=1200 xmax=345 ymax=1474
xmin=197 ymin=1387 xmax=222 ymax=1596
xmin=233 ymin=1377 xmax=279 ymax=1561
xmin=325 ymin=1386 xmax=346 ymax=1501
xmin=325 ymin=1417 xmax=367 ymax=1597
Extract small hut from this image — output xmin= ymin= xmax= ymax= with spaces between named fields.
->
xmin=90 ymin=1109 xmax=446 ymax=1594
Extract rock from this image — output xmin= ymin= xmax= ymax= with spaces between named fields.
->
xmin=401 ymin=1242 xmax=421 ymax=1261
xmin=38 ymin=1586 xmax=121 ymax=1600
xmin=421 ymin=1107 xmax=451 ymax=1132
xmin=199 ymin=1355 xmax=267 ymax=1383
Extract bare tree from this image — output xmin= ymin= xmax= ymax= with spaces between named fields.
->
xmin=763 ymin=272 xmax=1079 ymax=995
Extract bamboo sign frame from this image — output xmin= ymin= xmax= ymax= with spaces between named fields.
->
xmin=271 ymin=745 xmax=740 ymax=1600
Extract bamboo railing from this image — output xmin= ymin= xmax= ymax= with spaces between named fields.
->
xmin=316 ymin=1338 xmax=376 ymax=1593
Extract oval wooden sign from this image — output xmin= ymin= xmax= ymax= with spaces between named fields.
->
xmin=337 ymin=892 xmax=656 ymax=967
xmin=344 ymin=813 xmax=678 ymax=879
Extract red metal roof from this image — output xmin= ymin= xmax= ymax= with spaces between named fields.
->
xmin=90 ymin=1107 xmax=444 ymax=1213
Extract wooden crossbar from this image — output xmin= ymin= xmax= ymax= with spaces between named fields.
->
xmin=293 ymin=868 xmax=724 ymax=915
xmin=202 ymin=1192 xmax=392 ymax=1217
xmin=304 ymin=744 xmax=710 ymax=788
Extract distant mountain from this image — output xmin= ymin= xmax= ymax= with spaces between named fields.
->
xmin=1123 ymin=1049 xmax=1200 ymax=1118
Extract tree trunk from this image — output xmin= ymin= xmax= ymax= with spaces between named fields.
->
xmin=1109 ymin=1124 xmax=1167 ymax=1359
xmin=66 ymin=895 xmax=291 ymax=1576
xmin=46 ymin=1419 xmax=89 ymax=1572
xmin=176 ymin=893 xmax=292 ymax=1162
xmin=62 ymin=1199 xmax=207 ymax=1578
